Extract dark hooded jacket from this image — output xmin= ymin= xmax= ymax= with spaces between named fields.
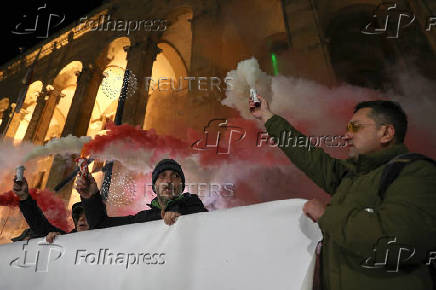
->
xmin=82 ymin=191 xmax=208 ymax=229
xmin=19 ymin=196 xmax=67 ymax=238
xmin=265 ymin=114 xmax=436 ymax=290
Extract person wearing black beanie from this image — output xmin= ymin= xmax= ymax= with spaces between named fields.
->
xmin=77 ymin=159 xmax=208 ymax=229
xmin=152 ymin=159 xmax=185 ymax=194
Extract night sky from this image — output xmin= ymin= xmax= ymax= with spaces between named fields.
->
xmin=0 ymin=0 xmax=103 ymax=66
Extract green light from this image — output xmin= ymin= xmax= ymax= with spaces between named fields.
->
xmin=271 ymin=54 xmax=279 ymax=76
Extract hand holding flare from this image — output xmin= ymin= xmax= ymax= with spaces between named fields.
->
xmin=75 ymin=156 xmax=98 ymax=199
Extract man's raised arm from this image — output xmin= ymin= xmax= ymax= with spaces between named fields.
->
xmin=76 ymin=175 xmax=140 ymax=229
xmin=251 ymin=95 xmax=349 ymax=195
xmin=13 ymin=177 xmax=65 ymax=237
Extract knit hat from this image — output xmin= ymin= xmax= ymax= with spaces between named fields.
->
xmin=152 ymin=159 xmax=185 ymax=193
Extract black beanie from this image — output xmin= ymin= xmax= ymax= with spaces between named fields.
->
xmin=152 ymin=159 xmax=185 ymax=193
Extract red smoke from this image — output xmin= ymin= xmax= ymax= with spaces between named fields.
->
xmin=0 ymin=188 xmax=73 ymax=232
xmin=82 ymin=121 xmax=194 ymax=163
xmin=82 ymin=119 xmax=290 ymax=168
xmin=188 ymin=118 xmax=289 ymax=166
xmin=0 ymin=191 xmax=19 ymax=207
xmin=32 ymin=189 xmax=73 ymax=232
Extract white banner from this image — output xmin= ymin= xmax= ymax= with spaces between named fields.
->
xmin=0 ymin=198 xmax=322 ymax=290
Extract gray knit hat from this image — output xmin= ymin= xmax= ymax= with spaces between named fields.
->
xmin=152 ymin=159 xmax=185 ymax=193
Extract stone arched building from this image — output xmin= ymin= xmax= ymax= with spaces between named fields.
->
xmin=0 ymin=0 xmax=434 ymax=243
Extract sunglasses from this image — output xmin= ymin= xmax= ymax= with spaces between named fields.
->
xmin=346 ymin=122 xmax=380 ymax=133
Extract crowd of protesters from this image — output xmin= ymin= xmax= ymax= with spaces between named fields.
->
xmin=12 ymin=158 xmax=207 ymax=243
xmin=10 ymin=97 xmax=436 ymax=290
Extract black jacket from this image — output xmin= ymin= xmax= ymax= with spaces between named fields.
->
xmin=19 ymin=196 xmax=67 ymax=238
xmin=82 ymin=191 xmax=208 ymax=229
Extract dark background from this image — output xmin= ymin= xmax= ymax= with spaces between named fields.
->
xmin=0 ymin=0 xmax=104 ymax=66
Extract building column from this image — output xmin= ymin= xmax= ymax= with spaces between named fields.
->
xmin=30 ymin=88 xmax=63 ymax=144
xmin=61 ymin=63 xmax=104 ymax=137
xmin=22 ymin=89 xmax=48 ymax=143
xmin=281 ymin=0 xmax=336 ymax=86
xmin=0 ymin=104 xmax=12 ymax=136
xmin=189 ymin=4 xmax=222 ymax=77
xmin=187 ymin=3 xmax=228 ymax=117
xmin=3 ymin=107 xmax=21 ymax=139
xmin=122 ymin=35 xmax=161 ymax=127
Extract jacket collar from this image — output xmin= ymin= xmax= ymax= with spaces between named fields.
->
xmin=148 ymin=193 xmax=186 ymax=210
xmin=349 ymin=143 xmax=409 ymax=174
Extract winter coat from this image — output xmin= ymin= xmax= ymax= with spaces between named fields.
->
xmin=265 ymin=114 xmax=436 ymax=290
xmin=82 ymin=191 xmax=208 ymax=229
xmin=19 ymin=196 xmax=66 ymax=238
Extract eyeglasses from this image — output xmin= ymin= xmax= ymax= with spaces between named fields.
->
xmin=346 ymin=122 xmax=379 ymax=133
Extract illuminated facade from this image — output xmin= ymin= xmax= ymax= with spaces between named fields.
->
xmin=0 ymin=0 xmax=435 ymax=243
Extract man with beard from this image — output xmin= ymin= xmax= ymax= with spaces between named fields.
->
xmin=76 ymin=159 xmax=208 ymax=228
xmin=250 ymin=97 xmax=436 ymax=290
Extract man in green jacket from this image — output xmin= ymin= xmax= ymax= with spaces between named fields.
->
xmin=250 ymin=96 xmax=436 ymax=290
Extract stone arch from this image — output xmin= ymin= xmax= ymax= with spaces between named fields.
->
xmin=0 ymin=98 xmax=9 ymax=127
xmin=324 ymin=4 xmax=397 ymax=89
xmin=162 ymin=7 xmax=193 ymax=71
xmin=316 ymin=0 xmax=381 ymax=28
xmin=7 ymin=81 xmax=43 ymax=144
xmin=86 ymin=37 xmax=130 ymax=138
xmin=159 ymin=42 xmax=189 ymax=82
xmin=143 ymin=41 xmax=189 ymax=136
xmin=140 ymin=6 xmax=194 ymax=138
xmin=44 ymin=61 xmax=83 ymax=142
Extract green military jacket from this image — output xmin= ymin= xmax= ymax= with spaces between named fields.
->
xmin=265 ymin=114 xmax=436 ymax=290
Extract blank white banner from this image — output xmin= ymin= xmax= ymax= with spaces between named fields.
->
xmin=0 ymin=198 xmax=322 ymax=290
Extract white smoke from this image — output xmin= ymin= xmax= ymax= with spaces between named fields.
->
xmin=223 ymin=57 xmax=272 ymax=120
xmin=89 ymin=144 xmax=155 ymax=174
xmin=0 ymin=139 xmax=36 ymax=174
xmin=213 ymin=57 xmax=436 ymax=210
xmin=24 ymin=135 xmax=91 ymax=162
